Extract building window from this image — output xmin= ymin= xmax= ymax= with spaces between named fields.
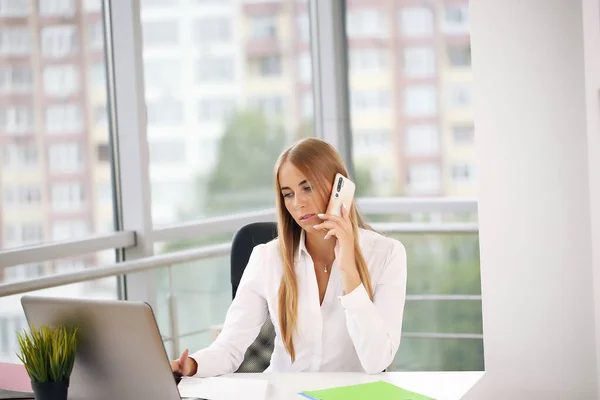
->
xmin=144 ymin=59 xmax=181 ymax=91
xmin=83 ymin=0 xmax=102 ymax=12
xmin=404 ymin=85 xmax=437 ymax=117
xmin=39 ymin=0 xmax=75 ymax=17
xmin=407 ymin=163 xmax=441 ymax=194
xmin=0 ymin=65 xmax=33 ymax=94
xmin=249 ymin=96 xmax=284 ymax=117
xmin=90 ymin=63 xmax=105 ymax=87
xmin=4 ymin=185 xmax=41 ymax=206
xmin=449 ymin=84 xmax=472 ymax=108
xmin=196 ymin=58 xmax=234 ymax=82
xmin=349 ymin=49 xmax=386 ymax=72
xmin=351 ymin=90 xmax=390 ymax=112
xmin=52 ymin=220 xmax=87 ymax=241
xmin=250 ymin=15 xmax=277 ymax=40
xmin=399 ymin=7 xmax=434 ymax=37
xmin=0 ymin=0 xmax=31 ymax=17
xmin=43 ymin=65 xmax=80 ymax=96
xmin=4 ymin=264 xmax=44 ymax=282
xmin=45 ymin=104 xmax=83 ymax=134
xmin=48 ymin=143 xmax=81 ymax=172
xmin=452 ymin=163 xmax=475 ymax=183
xmin=298 ymin=52 xmax=311 ymax=83
xmin=197 ymin=98 xmax=235 ymax=121
xmin=346 ymin=9 xmax=387 ymax=39
xmin=146 ymin=99 xmax=183 ymax=125
xmin=194 ymin=18 xmax=231 ymax=43
xmin=0 ymin=106 xmax=34 ymax=134
xmin=41 ymin=25 xmax=78 ymax=58
xmin=354 ymin=130 xmax=391 ymax=151
xmin=297 ymin=12 xmax=309 ymax=42
xmin=405 ymin=125 xmax=439 ymax=156
xmin=142 ymin=20 xmax=179 ymax=46
xmin=251 ymin=56 xmax=281 ymax=77
xmin=453 ymin=124 xmax=474 ymax=145
xmin=148 ymin=140 xmax=186 ymax=164
xmin=444 ymin=4 xmax=469 ymax=34
xmin=88 ymin=21 xmax=104 ymax=50
xmin=448 ymin=44 xmax=471 ymax=67
xmin=94 ymin=105 xmax=107 ymax=125
xmin=96 ymin=143 xmax=110 ymax=162
xmin=0 ymin=26 xmax=30 ymax=56
xmin=51 ymin=182 xmax=84 ymax=211
xmin=4 ymin=223 xmax=44 ymax=246
xmin=403 ymin=47 xmax=435 ymax=78
xmin=2 ymin=145 xmax=38 ymax=169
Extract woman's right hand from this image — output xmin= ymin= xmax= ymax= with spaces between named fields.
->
xmin=170 ymin=349 xmax=198 ymax=377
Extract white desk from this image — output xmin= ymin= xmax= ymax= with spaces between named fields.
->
xmin=220 ymin=371 xmax=484 ymax=400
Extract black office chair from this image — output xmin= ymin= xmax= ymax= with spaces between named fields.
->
xmin=230 ymin=222 xmax=278 ymax=373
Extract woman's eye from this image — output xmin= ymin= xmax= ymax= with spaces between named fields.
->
xmin=283 ymin=192 xmax=293 ymax=198
xmin=304 ymin=186 xmax=312 ymax=192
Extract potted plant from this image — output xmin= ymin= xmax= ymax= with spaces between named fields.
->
xmin=16 ymin=324 xmax=78 ymax=400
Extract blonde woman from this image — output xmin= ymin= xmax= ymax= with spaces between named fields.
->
xmin=171 ymin=138 xmax=407 ymax=376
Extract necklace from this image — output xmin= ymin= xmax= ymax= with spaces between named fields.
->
xmin=324 ymin=264 xmax=328 ymax=273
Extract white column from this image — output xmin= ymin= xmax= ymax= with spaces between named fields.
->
xmin=467 ymin=0 xmax=598 ymax=397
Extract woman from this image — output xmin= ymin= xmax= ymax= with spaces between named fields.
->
xmin=171 ymin=138 xmax=407 ymax=377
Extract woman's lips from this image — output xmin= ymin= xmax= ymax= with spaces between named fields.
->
xmin=300 ymin=213 xmax=316 ymax=222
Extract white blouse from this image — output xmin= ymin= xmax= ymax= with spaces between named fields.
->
xmin=190 ymin=228 xmax=407 ymax=377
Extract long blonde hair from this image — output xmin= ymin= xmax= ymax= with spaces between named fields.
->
xmin=274 ymin=138 xmax=374 ymax=362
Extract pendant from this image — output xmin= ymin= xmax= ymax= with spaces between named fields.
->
xmin=324 ymin=265 xmax=328 ymax=273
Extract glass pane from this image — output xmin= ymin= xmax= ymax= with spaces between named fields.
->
xmin=0 ymin=0 xmax=115 ymax=250
xmin=0 ymin=251 xmax=118 ymax=363
xmin=392 ymin=337 xmax=483 ymax=371
xmin=346 ymin=0 xmax=475 ymax=197
xmin=141 ymin=0 xmax=314 ymax=226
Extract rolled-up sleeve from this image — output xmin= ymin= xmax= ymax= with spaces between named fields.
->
xmin=189 ymin=244 xmax=268 ymax=377
xmin=338 ymin=240 xmax=407 ymax=374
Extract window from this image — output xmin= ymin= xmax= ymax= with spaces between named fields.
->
xmin=83 ymin=0 xmax=102 ymax=12
xmin=94 ymin=105 xmax=107 ymax=125
xmin=351 ymin=90 xmax=390 ymax=112
xmin=4 ymin=223 xmax=44 ymax=247
xmin=4 ymin=185 xmax=41 ymax=206
xmin=403 ymin=47 xmax=435 ymax=78
xmin=88 ymin=21 xmax=104 ymax=50
xmin=146 ymin=99 xmax=183 ymax=125
xmin=0 ymin=26 xmax=30 ymax=56
xmin=148 ymin=140 xmax=186 ymax=164
xmin=43 ymin=65 xmax=79 ymax=96
xmin=96 ymin=143 xmax=110 ymax=162
xmin=51 ymin=182 xmax=84 ymax=211
xmin=448 ymin=44 xmax=471 ymax=67
xmin=444 ymin=4 xmax=469 ymax=34
xmin=453 ymin=124 xmax=474 ymax=145
xmin=52 ymin=220 xmax=87 ymax=241
xmin=452 ymin=163 xmax=475 ymax=183
xmin=196 ymin=58 xmax=234 ymax=82
xmin=142 ymin=20 xmax=179 ymax=46
xmin=346 ymin=9 xmax=386 ymax=39
xmin=405 ymin=125 xmax=439 ymax=156
xmin=48 ymin=143 xmax=81 ymax=172
xmin=404 ymin=85 xmax=437 ymax=117
xmin=90 ymin=63 xmax=106 ymax=87
xmin=197 ymin=99 xmax=236 ymax=121
xmin=0 ymin=65 xmax=32 ymax=94
xmin=298 ymin=53 xmax=311 ymax=83
xmin=2 ymin=145 xmax=38 ymax=169
xmin=407 ymin=163 xmax=441 ymax=194
xmin=194 ymin=18 xmax=231 ymax=43
xmin=97 ymin=181 xmax=112 ymax=205
xmin=0 ymin=0 xmax=31 ymax=17
xmin=39 ymin=0 xmax=75 ymax=17
xmin=252 ymin=56 xmax=281 ymax=77
xmin=0 ymin=106 xmax=34 ymax=134
xmin=249 ymin=96 xmax=284 ymax=116
xmin=354 ymin=130 xmax=391 ymax=152
xmin=297 ymin=12 xmax=309 ymax=42
xmin=349 ymin=49 xmax=386 ymax=72
xmin=45 ymin=104 xmax=83 ymax=133
xmin=250 ymin=15 xmax=277 ymax=40
xmin=144 ymin=59 xmax=181 ymax=91
xmin=4 ymin=264 xmax=44 ymax=282
xmin=41 ymin=25 xmax=78 ymax=58
xmin=449 ymin=84 xmax=472 ymax=108
xmin=399 ymin=7 xmax=434 ymax=37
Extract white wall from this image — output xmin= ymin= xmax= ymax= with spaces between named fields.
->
xmin=467 ymin=0 xmax=598 ymax=397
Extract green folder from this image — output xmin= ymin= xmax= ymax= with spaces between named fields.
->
xmin=299 ymin=380 xmax=435 ymax=400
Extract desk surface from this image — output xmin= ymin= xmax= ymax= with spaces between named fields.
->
xmin=222 ymin=371 xmax=484 ymax=400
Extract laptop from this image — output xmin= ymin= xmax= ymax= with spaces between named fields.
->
xmin=21 ymin=296 xmax=205 ymax=400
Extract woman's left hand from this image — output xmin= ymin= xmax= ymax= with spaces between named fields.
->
xmin=313 ymin=204 xmax=357 ymax=274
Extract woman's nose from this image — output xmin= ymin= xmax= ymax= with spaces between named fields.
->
xmin=293 ymin=193 xmax=306 ymax=209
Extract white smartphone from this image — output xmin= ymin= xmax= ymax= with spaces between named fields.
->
xmin=325 ymin=173 xmax=356 ymax=217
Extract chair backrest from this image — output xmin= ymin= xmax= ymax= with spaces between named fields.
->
xmin=230 ymin=222 xmax=278 ymax=372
